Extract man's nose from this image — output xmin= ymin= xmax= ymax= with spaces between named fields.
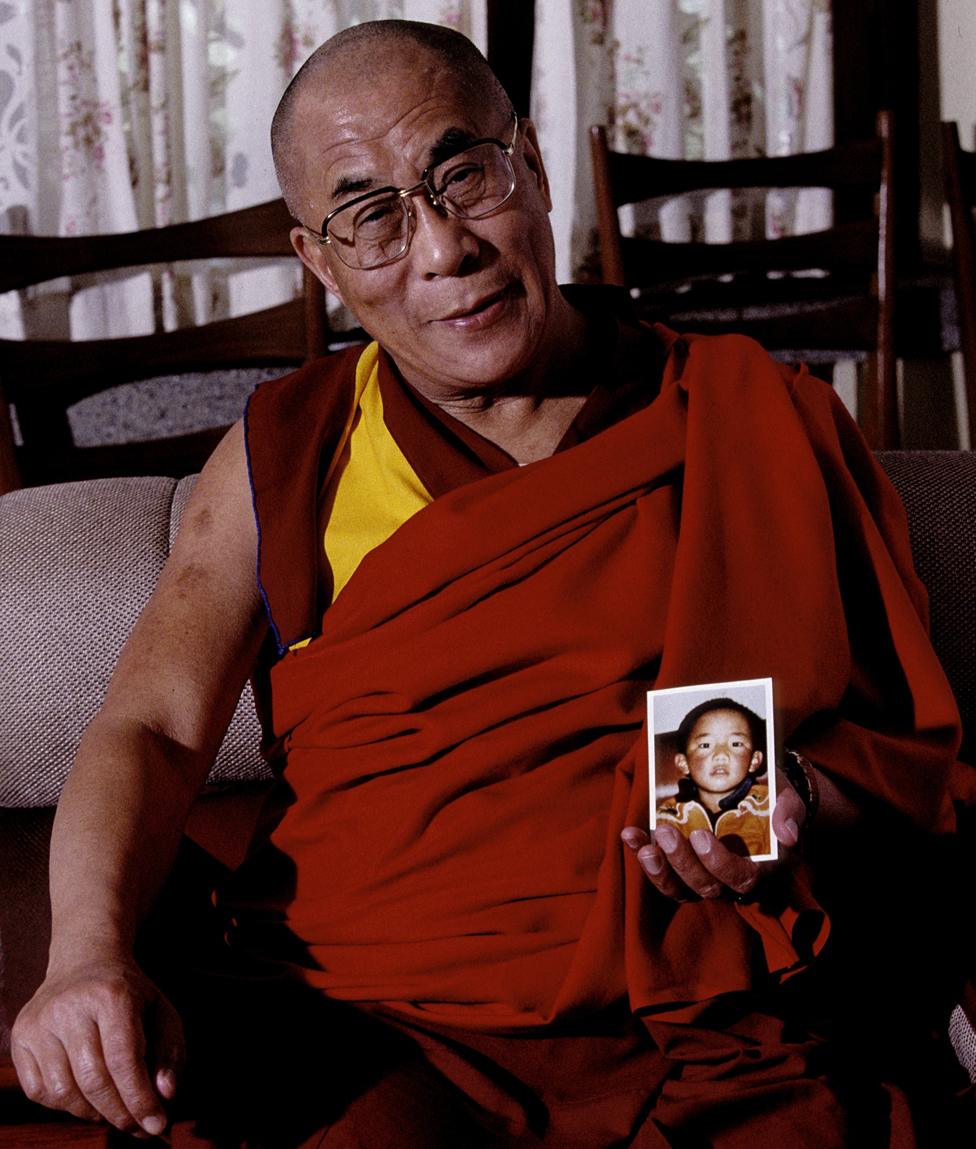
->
xmin=409 ymin=198 xmax=480 ymax=277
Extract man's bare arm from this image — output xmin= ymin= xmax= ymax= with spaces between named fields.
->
xmin=11 ymin=421 xmax=267 ymax=1137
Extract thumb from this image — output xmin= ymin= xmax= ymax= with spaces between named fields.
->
xmin=146 ymin=992 xmax=185 ymax=1102
xmin=772 ymin=771 xmax=806 ymax=848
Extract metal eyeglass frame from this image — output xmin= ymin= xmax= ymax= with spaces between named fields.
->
xmin=310 ymin=113 xmax=520 ymax=270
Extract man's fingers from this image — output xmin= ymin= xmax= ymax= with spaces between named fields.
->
xmin=73 ymin=1030 xmax=146 ymax=1131
xmin=17 ymin=1033 xmax=103 ymax=1124
xmin=654 ymin=825 xmax=733 ymax=897
xmin=621 ymin=825 xmax=696 ymax=900
xmin=99 ymin=1006 xmax=169 ymax=1136
xmin=620 ymin=826 xmax=649 ymax=852
xmin=47 ymin=1009 xmax=150 ymax=1133
xmin=10 ymin=1041 xmax=43 ymax=1102
xmin=636 ymin=842 xmax=695 ymax=899
xmin=623 ymin=823 xmax=760 ymax=900
xmin=772 ymin=777 xmax=806 ymax=847
xmin=685 ymin=828 xmax=760 ymax=896
xmin=11 ymin=960 xmax=181 ymax=1134
xmin=147 ymin=993 xmax=186 ymax=1104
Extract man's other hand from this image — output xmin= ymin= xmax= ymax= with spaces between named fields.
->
xmin=11 ymin=955 xmax=183 ymax=1137
xmin=620 ymin=769 xmax=807 ymax=901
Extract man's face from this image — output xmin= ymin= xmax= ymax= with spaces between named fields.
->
xmin=287 ymin=45 xmax=563 ymax=399
xmin=675 ymin=709 xmax=763 ymax=796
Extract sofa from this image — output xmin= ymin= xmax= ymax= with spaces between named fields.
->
xmin=1 ymin=454 xmax=974 ymax=1138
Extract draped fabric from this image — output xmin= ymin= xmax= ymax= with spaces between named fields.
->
xmin=236 ymin=324 xmax=964 ymax=1035
xmin=532 ymin=0 xmax=834 ymax=281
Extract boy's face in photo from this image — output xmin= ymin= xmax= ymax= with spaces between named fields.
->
xmin=675 ymin=708 xmax=763 ymax=797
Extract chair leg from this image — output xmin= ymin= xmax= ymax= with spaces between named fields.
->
xmin=961 ymin=331 xmax=976 ymax=450
xmin=859 ymin=352 xmax=899 ymax=450
xmin=0 ymin=393 xmax=21 ymax=495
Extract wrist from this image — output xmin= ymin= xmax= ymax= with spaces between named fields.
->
xmin=782 ymin=749 xmax=821 ymax=822
xmin=46 ymin=919 xmax=136 ymax=971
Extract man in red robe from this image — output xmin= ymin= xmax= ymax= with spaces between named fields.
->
xmin=11 ymin=19 xmax=974 ymax=1147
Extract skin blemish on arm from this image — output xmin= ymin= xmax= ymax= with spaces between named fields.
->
xmin=182 ymin=504 xmax=215 ymax=535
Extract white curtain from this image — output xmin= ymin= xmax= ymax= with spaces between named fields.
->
xmin=531 ymin=0 xmax=834 ymax=282
xmin=0 ymin=0 xmax=488 ymax=339
xmin=0 ymin=1 xmax=832 ymax=332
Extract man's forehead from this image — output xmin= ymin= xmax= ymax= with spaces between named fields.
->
xmin=292 ymin=67 xmax=492 ymax=202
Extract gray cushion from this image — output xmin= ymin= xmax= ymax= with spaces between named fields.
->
xmin=0 ymin=475 xmax=269 ymax=809
xmin=67 ymin=368 xmax=282 ymax=447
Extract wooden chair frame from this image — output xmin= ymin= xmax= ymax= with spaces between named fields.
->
xmin=589 ymin=111 xmax=896 ymax=448
xmin=0 ymin=199 xmax=336 ymax=494
xmin=942 ymin=120 xmax=976 ymax=448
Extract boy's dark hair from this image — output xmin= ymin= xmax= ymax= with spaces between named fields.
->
xmin=675 ymin=697 xmax=766 ymax=756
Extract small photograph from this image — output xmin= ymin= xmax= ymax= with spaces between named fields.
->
xmin=647 ymin=678 xmax=777 ymax=861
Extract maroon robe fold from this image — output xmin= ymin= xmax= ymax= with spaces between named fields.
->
xmin=169 ymin=320 xmax=976 ymax=1146
xmin=236 ymin=328 xmax=965 ymax=1033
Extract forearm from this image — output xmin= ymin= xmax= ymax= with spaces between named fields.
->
xmin=46 ymin=715 xmax=211 ymax=970
xmin=13 ymin=423 xmax=266 ymax=1134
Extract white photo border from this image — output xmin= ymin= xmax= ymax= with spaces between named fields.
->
xmin=646 ymin=677 xmax=777 ymax=862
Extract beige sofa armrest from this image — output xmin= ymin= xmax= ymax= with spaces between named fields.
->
xmin=0 ymin=475 xmax=270 ymax=810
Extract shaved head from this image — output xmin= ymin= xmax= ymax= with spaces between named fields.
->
xmin=271 ymin=20 xmax=514 ymax=220
xmin=271 ymin=18 xmax=576 ymax=404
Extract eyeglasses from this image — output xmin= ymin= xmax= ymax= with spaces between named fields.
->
xmin=313 ymin=115 xmax=520 ymax=271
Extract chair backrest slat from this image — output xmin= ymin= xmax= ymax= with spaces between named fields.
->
xmin=0 ymin=199 xmax=363 ymax=492
xmin=606 ymin=139 xmax=883 ymax=207
xmin=0 ymin=200 xmax=297 ymax=294
xmin=620 ymin=220 xmax=877 ymax=282
xmin=589 ymin=112 xmax=897 ymax=448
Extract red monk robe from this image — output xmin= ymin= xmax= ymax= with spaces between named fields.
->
xmin=172 ymin=299 xmax=973 ymax=1147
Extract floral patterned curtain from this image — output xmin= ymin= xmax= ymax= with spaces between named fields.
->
xmin=0 ymin=0 xmax=487 ymax=339
xmin=532 ymin=0 xmax=834 ymax=282
xmin=0 ymin=1 xmax=832 ymax=334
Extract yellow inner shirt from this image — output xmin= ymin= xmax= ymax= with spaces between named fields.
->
xmin=321 ymin=342 xmax=433 ymax=603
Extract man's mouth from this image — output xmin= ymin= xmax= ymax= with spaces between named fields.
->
xmin=436 ymin=285 xmax=513 ymax=325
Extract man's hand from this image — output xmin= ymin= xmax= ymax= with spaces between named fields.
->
xmin=11 ymin=955 xmax=183 ymax=1138
xmin=621 ymin=770 xmax=807 ymax=901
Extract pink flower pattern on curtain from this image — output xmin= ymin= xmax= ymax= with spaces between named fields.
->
xmin=532 ymin=0 xmax=833 ymax=282
xmin=0 ymin=0 xmax=486 ymax=341
xmin=0 ymin=2 xmax=831 ymax=334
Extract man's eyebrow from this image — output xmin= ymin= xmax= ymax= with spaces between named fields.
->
xmin=427 ymin=126 xmax=480 ymax=169
xmin=327 ymin=127 xmax=482 ymax=204
xmin=330 ymin=174 xmax=381 ymax=202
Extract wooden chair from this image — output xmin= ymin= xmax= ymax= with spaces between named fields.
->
xmin=0 ymin=199 xmax=361 ymax=494
xmin=589 ymin=111 xmax=896 ymax=448
xmin=942 ymin=120 xmax=976 ymax=448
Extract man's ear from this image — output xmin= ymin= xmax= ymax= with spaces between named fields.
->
xmin=291 ymin=226 xmax=345 ymax=306
xmin=518 ymin=118 xmax=553 ymax=213
xmin=750 ymin=751 xmax=764 ymax=774
xmin=674 ymin=754 xmax=690 ymax=776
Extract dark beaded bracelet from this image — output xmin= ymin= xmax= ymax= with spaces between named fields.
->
xmin=782 ymin=749 xmax=821 ymax=821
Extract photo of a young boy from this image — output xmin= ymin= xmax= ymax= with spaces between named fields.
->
xmin=648 ymin=680 xmax=776 ymax=861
